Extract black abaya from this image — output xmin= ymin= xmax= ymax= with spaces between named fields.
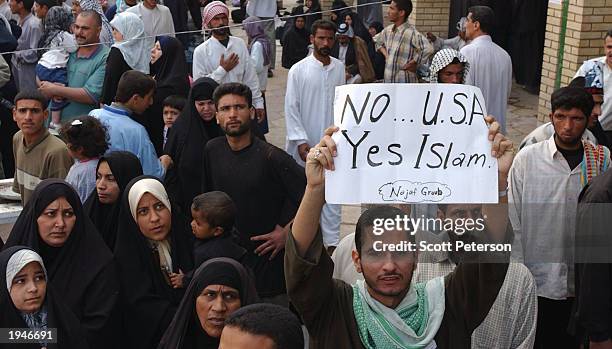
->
xmin=100 ymin=47 xmax=132 ymax=106
xmin=0 ymin=246 xmax=90 ymax=349
xmin=147 ymin=36 xmax=191 ymax=156
xmin=83 ymin=151 xmax=144 ymax=249
xmin=281 ymin=16 xmax=310 ymax=69
xmin=158 ymin=257 xmax=259 ymax=349
xmin=163 ymin=78 xmax=223 ymax=215
xmin=114 ymin=175 xmax=194 ymax=349
xmin=4 ymin=180 xmax=120 ymax=349
xmin=345 ymin=12 xmax=372 ymax=45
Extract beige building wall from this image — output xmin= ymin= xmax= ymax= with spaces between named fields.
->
xmin=538 ymin=0 xmax=612 ymax=120
xmin=411 ymin=0 xmax=450 ymax=37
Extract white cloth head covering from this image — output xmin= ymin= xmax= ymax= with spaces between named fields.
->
xmin=127 ymin=177 xmax=173 ymax=272
xmin=127 ymin=177 xmax=172 ymax=221
xmin=428 ymin=48 xmax=470 ymax=83
xmin=110 ymin=12 xmax=150 ymax=74
xmin=337 ymin=23 xmax=354 ymax=38
xmin=6 ymin=249 xmax=47 ymax=292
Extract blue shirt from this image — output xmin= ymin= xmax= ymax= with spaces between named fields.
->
xmin=90 ymin=104 xmax=165 ymax=179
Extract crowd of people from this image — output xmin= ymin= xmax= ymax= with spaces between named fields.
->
xmin=0 ymin=0 xmax=611 ymax=347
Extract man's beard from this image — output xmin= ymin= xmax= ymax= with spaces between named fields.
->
xmin=223 ymin=119 xmax=251 ymax=137
xmin=211 ymin=26 xmax=229 ymax=37
xmin=316 ymin=46 xmax=331 ymax=56
xmin=555 ymin=132 xmax=584 ymax=148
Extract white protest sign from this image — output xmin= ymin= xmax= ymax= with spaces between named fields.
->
xmin=325 ymin=84 xmax=498 ymax=204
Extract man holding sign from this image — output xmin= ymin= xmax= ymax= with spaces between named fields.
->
xmin=326 ymin=83 xmax=501 ymax=205
xmin=285 ymin=120 xmax=515 ymax=348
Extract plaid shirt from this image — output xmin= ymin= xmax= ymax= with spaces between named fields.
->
xmin=415 ymin=231 xmax=538 ymax=349
xmin=374 ymin=21 xmax=434 ymax=83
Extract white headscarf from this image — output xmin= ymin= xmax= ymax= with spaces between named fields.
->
xmin=6 ymin=249 xmax=47 ymax=292
xmin=127 ymin=178 xmax=173 ymax=271
xmin=110 ymin=12 xmax=150 ymax=74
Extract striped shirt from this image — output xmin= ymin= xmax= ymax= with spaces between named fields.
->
xmin=374 ymin=21 xmax=433 ymax=83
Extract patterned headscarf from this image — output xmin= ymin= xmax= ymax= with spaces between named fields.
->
xmin=78 ymin=0 xmax=114 ymax=45
xmin=5 ymin=249 xmax=47 ymax=292
xmin=201 ymin=1 xmax=229 ymax=29
xmin=5 ymin=249 xmax=50 ymax=347
xmin=38 ymin=6 xmax=72 ymax=54
xmin=337 ymin=22 xmax=354 ymax=38
xmin=428 ymin=48 xmax=470 ymax=83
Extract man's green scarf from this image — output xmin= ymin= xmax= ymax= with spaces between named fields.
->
xmin=352 ymin=277 xmax=445 ymax=349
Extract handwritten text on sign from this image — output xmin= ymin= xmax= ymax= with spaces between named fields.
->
xmin=325 ymin=84 xmax=498 ymax=204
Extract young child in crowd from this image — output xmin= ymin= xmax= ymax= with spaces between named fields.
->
xmin=169 ymin=191 xmax=247 ymax=289
xmin=59 ymin=116 xmax=109 ymax=203
xmin=36 ymin=7 xmax=77 ymax=130
xmin=162 ymin=95 xmax=186 ymax=148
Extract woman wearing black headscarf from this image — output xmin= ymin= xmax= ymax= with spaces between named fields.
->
xmin=344 ymin=11 xmax=372 ymax=44
xmin=158 ymin=257 xmax=259 ymax=348
xmin=368 ymin=21 xmax=385 ymax=80
xmin=330 ymin=0 xmax=349 ymax=25
xmin=281 ymin=14 xmax=310 ymax=69
xmin=0 ymin=246 xmax=90 ymax=349
xmin=83 ymin=151 xmax=144 ymax=249
xmin=4 ymin=179 xmax=120 ymax=349
xmin=114 ymin=176 xmax=194 ymax=349
xmin=147 ymin=36 xmax=190 ymax=156
xmin=164 ymin=78 xmax=223 ymax=215
xmin=290 ymin=0 xmax=321 ymax=34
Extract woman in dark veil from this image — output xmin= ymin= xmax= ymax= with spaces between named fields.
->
xmin=330 ymin=0 xmax=349 ymax=25
xmin=4 ymin=179 xmax=120 ymax=349
xmin=83 ymin=151 xmax=144 ymax=249
xmin=114 ymin=175 xmax=194 ymax=349
xmin=344 ymin=11 xmax=372 ymax=44
xmin=158 ymin=257 xmax=259 ymax=348
xmin=147 ymin=36 xmax=190 ymax=156
xmin=281 ymin=14 xmax=310 ymax=69
xmin=0 ymin=246 xmax=90 ymax=348
xmin=164 ymin=77 xmax=223 ymax=215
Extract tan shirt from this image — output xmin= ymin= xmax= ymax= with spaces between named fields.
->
xmin=12 ymin=130 xmax=73 ymax=205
